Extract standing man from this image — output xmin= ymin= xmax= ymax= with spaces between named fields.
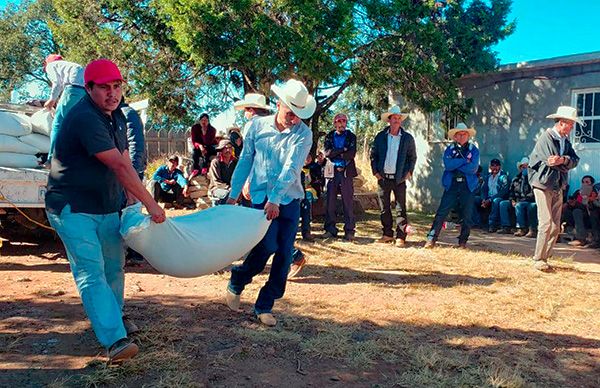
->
xmin=322 ymin=113 xmax=357 ymax=241
xmin=424 ymin=123 xmax=480 ymax=249
xmin=43 ymin=54 xmax=86 ymax=160
xmin=225 ymin=79 xmax=314 ymax=327
xmin=45 ymin=59 xmax=166 ymax=362
xmin=370 ymin=105 xmax=417 ymax=247
xmin=528 ymin=106 xmax=580 ymax=271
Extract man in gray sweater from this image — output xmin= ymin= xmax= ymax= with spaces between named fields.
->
xmin=528 ymin=106 xmax=580 ymax=271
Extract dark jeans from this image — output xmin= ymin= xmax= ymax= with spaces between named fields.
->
xmin=324 ymin=170 xmax=355 ymax=236
xmin=427 ymin=180 xmax=474 ymax=244
xmin=499 ymin=200 xmax=538 ymax=229
xmin=228 ymin=199 xmax=300 ymax=314
xmin=488 ymin=197 xmax=504 ymax=228
xmin=300 ymin=198 xmax=311 ymax=237
xmin=192 ymin=146 xmax=216 ymax=171
xmin=153 ymin=181 xmax=183 ymax=204
xmin=562 ymin=204 xmax=590 ymax=241
xmin=377 ymin=179 xmax=408 ymax=239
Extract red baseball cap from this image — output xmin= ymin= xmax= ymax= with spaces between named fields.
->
xmin=84 ymin=59 xmax=124 ymax=85
xmin=43 ymin=54 xmax=63 ymax=70
xmin=334 ymin=113 xmax=348 ymax=122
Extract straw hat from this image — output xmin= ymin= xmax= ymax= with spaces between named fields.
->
xmin=517 ymin=156 xmax=529 ymax=169
xmin=448 ymin=122 xmax=476 ymax=138
xmin=271 ymin=79 xmax=316 ymax=119
xmin=546 ymin=106 xmax=584 ymax=126
xmin=233 ymin=93 xmax=271 ymax=111
xmin=381 ymin=105 xmax=408 ymax=122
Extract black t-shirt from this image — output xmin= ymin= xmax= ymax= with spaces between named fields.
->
xmin=45 ymin=94 xmax=128 ymax=215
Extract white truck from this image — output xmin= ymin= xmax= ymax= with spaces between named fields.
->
xmin=0 ymin=103 xmax=50 ymax=237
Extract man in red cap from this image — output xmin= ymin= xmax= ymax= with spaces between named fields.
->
xmin=45 ymin=58 xmax=166 ymax=362
xmin=321 ymin=112 xmax=357 ymax=241
xmin=42 ymin=54 xmax=86 ymax=161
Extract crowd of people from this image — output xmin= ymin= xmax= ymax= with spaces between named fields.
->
xmin=41 ymin=54 xmax=595 ymax=363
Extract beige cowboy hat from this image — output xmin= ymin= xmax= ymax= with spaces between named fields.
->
xmin=381 ymin=105 xmax=408 ymax=122
xmin=517 ymin=156 xmax=529 ymax=169
xmin=233 ymin=93 xmax=271 ymax=111
xmin=546 ymin=106 xmax=584 ymax=126
xmin=271 ymin=79 xmax=316 ymax=119
xmin=448 ymin=122 xmax=476 ymax=138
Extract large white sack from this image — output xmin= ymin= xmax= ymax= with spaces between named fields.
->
xmin=0 ymin=152 xmax=39 ymax=168
xmin=0 ymin=111 xmax=32 ymax=137
xmin=30 ymin=109 xmax=53 ymax=135
xmin=0 ymin=134 xmax=40 ymax=154
xmin=19 ymin=133 xmax=51 ymax=153
xmin=120 ymin=203 xmax=271 ymax=278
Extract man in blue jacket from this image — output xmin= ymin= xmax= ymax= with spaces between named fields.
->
xmin=478 ymin=159 xmax=510 ymax=233
xmin=152 ymin=155 xmax=189 ymax=208
xmin=370 ymin=105 xmax=417 ymax=247
xmin=425 ymin=123 xmax=480 ymax=249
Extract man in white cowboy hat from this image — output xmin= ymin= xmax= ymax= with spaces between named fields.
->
xmin=528 ymin=106 xmax=580 ymax=271
xmin=234 ymin=93 xmax=272 ymax=137
xmin=225 ymin=79 xmax=314 ymax=326
xmin=370 ymin=105 xmax=417 ymax=247
xmin=498 ymin=156 xmax=538 ymax=237
xmin=424 ymin=123 xmax=480 ymax=249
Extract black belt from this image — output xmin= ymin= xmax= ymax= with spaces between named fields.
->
xmin=384 ymin=174 xmax=396 ymax=180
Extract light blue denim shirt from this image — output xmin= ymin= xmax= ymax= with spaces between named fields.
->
xmin=229 ymin=114 xmax=313 ymax=206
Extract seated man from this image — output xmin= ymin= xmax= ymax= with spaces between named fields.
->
xmin=498 ymin=157 xmax=537 ymax=236
xmin=562 ymin=175 xmax=596 ymax=246
xmin=208 ymin=139 xmax=237 ymax=206
xmin=152 ymin=155 xmax=189 ymax=208
xmin=475 ymin=158 xmax=510 ymax=233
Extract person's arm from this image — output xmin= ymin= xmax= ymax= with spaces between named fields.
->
xmin=404 ymin=135 xmax=417 ymax=179
xmin=45 ymin=64 xmax=63 ymax=108
xmin=95 ymin=149 xmax=165 ymax=223
xmin=228 ymin=121 xmax=257 ymax=201
xmin=190 ymin=124 xmax=201 ymax=148
xmin=153 ymin=165 xmax=166 ymax=182
xmin=124 ymin=107 xmax=146 ymax=175
xmin=562 ymin=143 xmax=579 ymax=170
xmin=370 ymin=134 xmax=382 ymax=179
xmin=495 ymin=173 xmax=510 ymax=199
xmin=443 ymin=146 xmax=468 ymax=171
xmin=268 ymin=128 xmax=313 ymax=206
xmin=342 ymin=132 xmax=358 ymax=161
xmin=324 ymin=132 xmax=342 ymax=159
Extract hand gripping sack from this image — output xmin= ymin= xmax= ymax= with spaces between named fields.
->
xmin=120 ymin=203 xmax=271 ymax=278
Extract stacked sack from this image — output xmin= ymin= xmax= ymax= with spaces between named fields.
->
xmin=0 ymin=110 xmax=52 ymax=168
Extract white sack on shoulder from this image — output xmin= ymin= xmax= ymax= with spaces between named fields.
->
xmin=0 ymin=134 xmax=40 ymax=154
xmin=0 ymin=111 xmax=32 ymax=137
xmin=19 ymin=133 xmax=51 ymax=153
xmin=30 ymin=109 xmax=54 ymax=135
xmin=0 ymin=152 xmax=39 ymax=168
xmin=120 ymin=203 xmax=271 ymax=278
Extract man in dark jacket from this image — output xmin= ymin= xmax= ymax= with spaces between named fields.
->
xmin=208 ymin=139 xmax=237 ymax=205
xmin=322 ymin=113 xmax=357 ymax=241
xmin=528 ymin=106 xmax=580 ymax=271
xmin=476 ymin=158 xmax=510 ymax=233
xmin=370 ymin=105 xmax=417 ymax=247
xmin=498 ymin=157 xmax=537 ymax=236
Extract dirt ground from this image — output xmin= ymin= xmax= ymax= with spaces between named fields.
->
xmin=1 ymin=210 xmax=600 ymax=387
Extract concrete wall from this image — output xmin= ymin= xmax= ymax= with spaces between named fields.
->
xmin=401 ymin=61 xmax=600 ymax=212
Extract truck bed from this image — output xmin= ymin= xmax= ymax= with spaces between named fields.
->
xmin=0 ymin=167 xmax=49 ymax=208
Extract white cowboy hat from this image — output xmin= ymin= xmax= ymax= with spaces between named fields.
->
xmin=448 ymin=122 xmax=476 ymax=138
xmin=233 ymin=93 xmax=271 ymax=111
xmin=517 ymin=156 xmax=529 ymax=168
xmin=546 ymin=106 xmax=585 ymax=126
xmin=381 ymin=105 xmax=408 ymax=122
xmin=271 ymin=79 xmax=316 ymax=119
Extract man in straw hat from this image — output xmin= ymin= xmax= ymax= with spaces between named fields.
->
xmin=225 ymin=79 xmax=314 ymax=326
xmin=234 ymin=92 xmax=272 ymax=137
xmin=45 ymin=59 xmax=166 ymax=362
xmin=528 ymin=106 xmax=580 ymax=271
xmin=370 ymin=105 xmax=417 ymax=247
xmin=424 ymin=123 xmax=479 ymax=249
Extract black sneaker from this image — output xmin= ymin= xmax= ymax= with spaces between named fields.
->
xmin=497 ymin=227 xmax=512 ymax=234
xmin=123 ymin=316 xmax=140 ymax=335
xmin=108 ymin=337 xmax=138 ymax=362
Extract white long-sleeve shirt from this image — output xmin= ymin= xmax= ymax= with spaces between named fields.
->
xmin=46 ymin=60 xmax=84 ymax=101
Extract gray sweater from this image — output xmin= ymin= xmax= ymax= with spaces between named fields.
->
xmin=528 ymin=128 xmax=579 ymax=192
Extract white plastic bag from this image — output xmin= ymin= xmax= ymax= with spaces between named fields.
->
xmin=0 ymin=111 xmax=32 ymax=137
xmin=0 ymin=152 xmax=39 ymax=168
xmin=30 ymin=109 xmax=54 ymax=135
xmin=0 ymin=134 xmax=40 ymax=154
xmin=19 ymin=133 xmax=51 ymax=153
xmin=120 ymin=203 xmax=271 ymax=278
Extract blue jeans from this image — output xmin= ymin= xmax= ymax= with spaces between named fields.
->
xmin=427 ymin=180 xmax=474 ymax=244
xmin=500 ymin=200 xmax=537 ymax=229
xmin=488 ymin=197 xmax=504 ymax=228
xmin=228 ymin=199 xmax=300 ymax=314
xmin=48 ymin=86 xmax=87 ymax=160
xmin=46 ymin=205 xmax=126 ymax=348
